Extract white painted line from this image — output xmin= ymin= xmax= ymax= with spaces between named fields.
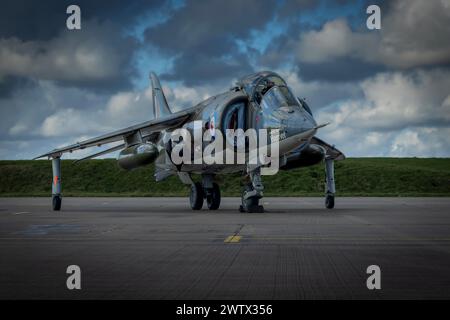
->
xmin=13 ymin=211 xmax=31 ymax=215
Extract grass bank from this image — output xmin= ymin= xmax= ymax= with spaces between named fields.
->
xmin=0 ymin=158 xmax=449 ymax=197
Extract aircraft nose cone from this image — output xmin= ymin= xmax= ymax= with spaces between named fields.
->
xmin=277 ymin=109 xmax=317 ymax=155
xmin=284 ymin=108 xmax=316 ymax=137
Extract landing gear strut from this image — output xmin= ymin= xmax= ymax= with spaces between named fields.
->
xmin=51 ymin=156 xmax=62 ymax=211
xmin=325 ymin=158 xmax=335 ymax=209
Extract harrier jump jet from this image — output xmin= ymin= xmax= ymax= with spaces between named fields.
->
xmin=35 ymin=71 xmax=345 ymax=212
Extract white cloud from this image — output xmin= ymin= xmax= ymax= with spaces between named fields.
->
xmin=297 ymin=19 xmax=376 ymax=63
xmin=316 ymin=68 xmax=450 ymax=157
xmin=34 ymin=79 xmax=218 ymax=140
xmin=40 ymin=108 xmax=105 ymax=137
xmin=0 ymin=21 xmax=134 ymax=83
xmin=318 ymin=69 xmax=450 ymax=132
xmin=8 ymin=123 xmax=27 ymax=135
xmin=164 ymin=84 xmax=216 ymax=110
xmin=277 ymin=68 xmax=362 ymax=109
xmin=390 ymin=127 xmax=450 ymax=157
xmin=35 ymin=67 xmax=448 ymax=157
xmin=295 ymin=0 xmax=450 ymax=68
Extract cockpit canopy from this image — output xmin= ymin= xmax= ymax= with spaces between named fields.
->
xmin=236 ymin=71 xmax=300 ymax=106
xmin=260 ymin=86 xmax=299 ymax=111
xmin=236 ymin=71 xmax=288 ymax=103
xmin=237 ymin=71 xmax=312 ymax=130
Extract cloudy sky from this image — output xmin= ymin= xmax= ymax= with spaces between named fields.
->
xmin=1 ymin=0 xmax=449 ymax=159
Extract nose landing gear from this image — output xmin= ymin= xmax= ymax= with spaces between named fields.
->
xmin=239 ymin=184 xmax=264 ymax=213
xmin=239 ymin=167 xmax=265 ymax=213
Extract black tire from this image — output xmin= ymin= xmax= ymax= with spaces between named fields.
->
xmin=207 ymin=183 xmax=221 ymax=210
xmin=52 ymin=195 xmax=62 ymax=211
xmin=190 ymin=182 xmax=204 ymax=210
xmin=325 ymin=194 xmax=335 ymax=209
xmin=241 ymin=184 xmax=259 ymax=212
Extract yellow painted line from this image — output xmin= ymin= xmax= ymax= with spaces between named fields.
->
xmin=224 ymin=235 xmax=242 ymax=243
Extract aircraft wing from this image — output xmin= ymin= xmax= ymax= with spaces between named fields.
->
xmin=34 ymin=108 xmax=197 ymax=159
xmin=310 ymin=136 xmax=346 ymax=161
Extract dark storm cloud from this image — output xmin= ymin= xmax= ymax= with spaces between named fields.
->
xmin=160 ymin=52 xmax=253 ymax=86
xmin=276 ymin=0 xmax=320 ymax=19
xmin=298 ymin=58 xmax=386 ymax=82
xmin=293 ymin=0 xmax=450 ymax=70
xmin=146 ymin=0 xmax=273 ymax=53
xmin=0 ymin=0 xmax=166 ymax=95
xmin=1 ymin=0 xmax=450 ymax=159
xmin=0 ymin=22 xmax=138 ymax=94
xmin=260 ymin=0 xmax=450 ymax=82
xmin=144 ymin=0 xmax=275 ymax=84
xmin=0 ymin=0 xmax=165 ymax=41
xmin=259 ymin=22 xmax=385 ymax=83
xmin=0 ymin=75 xmax=35 ymax=98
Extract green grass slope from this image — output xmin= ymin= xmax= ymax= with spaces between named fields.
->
xmin=0 ymin=158 xmax=449 ymax=197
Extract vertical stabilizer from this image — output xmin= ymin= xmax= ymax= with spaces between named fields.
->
xmin=150 ymin=72 xmax=172 ymax=118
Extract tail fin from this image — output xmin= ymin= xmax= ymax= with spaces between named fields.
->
xmin=150 ymin=72 xmax=172 ymax=118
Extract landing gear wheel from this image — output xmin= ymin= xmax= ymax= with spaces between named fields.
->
xmin=206 ymin=183 xmax=221 ymax=210
xmin=240 ymin=184 xmax=264 ymax=213
xmin=325 ymin=193 xmax=335 ymax=209
xmin=190 ymin=182 xmax=204 ymax=210
xmin=52 ymin=195 xmax=62 ymax=211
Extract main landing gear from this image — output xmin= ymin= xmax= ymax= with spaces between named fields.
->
xmin=189 ymin=176 xmax=221 ymax=210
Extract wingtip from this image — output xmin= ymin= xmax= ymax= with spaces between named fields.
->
xmin=32 ymin=154 xmax=47 ymax=160
xmin=33 ymin=150 xmax=62 ymax=160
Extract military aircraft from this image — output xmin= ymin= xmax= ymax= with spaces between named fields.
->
xmin=35 ymin=71 xmax=345 ymax=212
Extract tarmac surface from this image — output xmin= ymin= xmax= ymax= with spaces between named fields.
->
xmin=1 ymin=197 xmax=450 ymax=299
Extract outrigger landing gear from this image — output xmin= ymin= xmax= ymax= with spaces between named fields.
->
xmin=188 ymin=174 xmax=221 ymax=210
xmin=239 ymin=167 xmax=264 ymax=213
xmin=51 ymin=156 xmax=62 ymax=211
xmin=324 ymin=158 xmax=335 ymax=209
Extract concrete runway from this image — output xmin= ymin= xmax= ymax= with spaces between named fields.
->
xmin=1 ymin=197 xmax=450 ymax=299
